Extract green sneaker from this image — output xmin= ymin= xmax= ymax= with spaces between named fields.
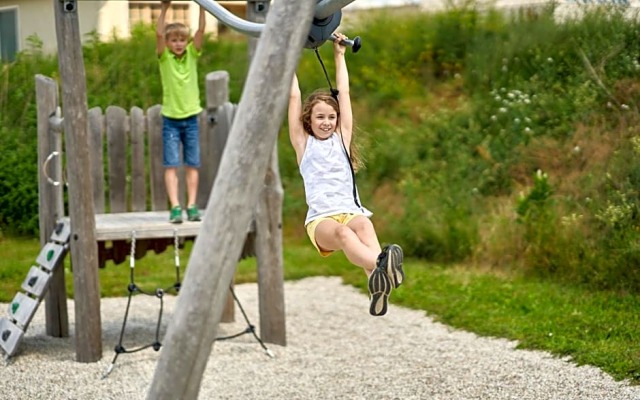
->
xmin=187 ymin=205 xmax=201 ymax=222
xmin=169 ymin=206 xmax=183 ymax=224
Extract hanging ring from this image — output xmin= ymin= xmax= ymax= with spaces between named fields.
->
xmin=43 ymin=151 xmax=61 ymax=186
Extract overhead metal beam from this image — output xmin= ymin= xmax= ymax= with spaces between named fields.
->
xmin=194 ymin=0 xmax=357 ymax=37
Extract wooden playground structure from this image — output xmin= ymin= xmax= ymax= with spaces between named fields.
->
xmin=29 ymin=0 xmax=287 ymax=364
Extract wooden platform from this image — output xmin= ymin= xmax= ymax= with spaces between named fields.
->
xmin=60 ymin=210 xmax=212 ymax=241
xmin=93 ymin=210 xmax=204 ymax=241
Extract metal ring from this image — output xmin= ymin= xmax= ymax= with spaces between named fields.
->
xmin=43 ymin=151 xmax=61 ymax=186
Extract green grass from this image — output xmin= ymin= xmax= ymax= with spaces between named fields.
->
xmin=1 ymin=234 xmax=638 ymax=383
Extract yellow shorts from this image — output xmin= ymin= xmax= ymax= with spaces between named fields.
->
xmin=305 ymin=213 xmax=361 ymax=257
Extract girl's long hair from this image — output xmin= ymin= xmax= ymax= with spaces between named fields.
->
xmin=301 ymin=90 xmax=363 ymax=171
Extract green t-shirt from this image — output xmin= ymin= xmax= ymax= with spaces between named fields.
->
xmin=158 ymin=42 xmax=203 ymax=119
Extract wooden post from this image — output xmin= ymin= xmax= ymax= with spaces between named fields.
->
xmin=35 ymin=74 xmax=69 ymax=338
xmin=247 ymin=0 xmax=286 ymax=346
xmin=147 ymin=1 xmax=315 ymax=397
xmin=202 ymin=70 xmax=237 ymax=322
xmin=53 ymin=0 xmax=102 ymax=362
xmin=200 ymin=70 xmax=232 ymax=208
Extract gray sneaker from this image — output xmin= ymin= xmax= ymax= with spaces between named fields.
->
xmin=383 ymin=244 xmax=405 ymax=288
xmin=368 ymin=266 xmax=391 ymax=316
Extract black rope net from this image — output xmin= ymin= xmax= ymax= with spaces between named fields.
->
xmin=102 ymin=230 xmax=273 ymax=379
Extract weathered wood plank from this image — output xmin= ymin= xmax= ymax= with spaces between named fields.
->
xmin=199 ymin=71 xmax=233 ymax=209
xmin=59 ymin=210 xmax=257 ymax=242
xmin=130 ymin=106 xmax=147 ymax=211
xmin=36 ymin=74 xmax=69 ymax=339
xmin=106 ymin=106 xmax=128 ymax=213
xmin=147 ymin=105 xmax=166 ymax=211
xmin=88 ymin=107 xmax=105 ymax=213
xmin=93 ymin=211 xmax=205 ymax=240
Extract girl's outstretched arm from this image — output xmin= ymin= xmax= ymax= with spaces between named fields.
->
xmin=288 ymin=74 xmax=306 ymax=165
xmin=333 ymin=32 xmax=353 ymax=148
xmin=156 ymin=1 xmax=170 ymax=56
xmin=193 ymin=6 xmax=206 ymax=51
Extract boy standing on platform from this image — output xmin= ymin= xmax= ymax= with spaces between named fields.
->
xmin=156 ymin=1 xmax=205 ymax=223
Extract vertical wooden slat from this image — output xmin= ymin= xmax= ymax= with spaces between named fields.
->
xmin=106 ymin=106 xmax=128 ymax=213
xmin=197 ymin=110 xmax=210 ymax=208
xmin=130 ymin=106 xmax=147 ymax=211
xmin=36 ymin=74 xmax=69 ymax=339
xmin=88 ymin=107 xmax=105 ymax=214
xmin=147 ymin=104 xmax=166 ymax=211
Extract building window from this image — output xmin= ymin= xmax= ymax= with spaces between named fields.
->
xmin=129 ymin=2 xmax=190 ymax=28
xmin=0 ymin=8 xmax=18 ymax=63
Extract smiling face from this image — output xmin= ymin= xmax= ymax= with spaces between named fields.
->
xmin=302 ymin=91 xmax=340 ymax=140
xmin=310 ymin=101 xmax=338 ymax=140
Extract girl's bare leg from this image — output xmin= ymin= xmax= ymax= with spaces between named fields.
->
xmin=346 ymin=216 xmax=382 ymax=256
xmin=314 ymin=219 xmax=378 ymax=274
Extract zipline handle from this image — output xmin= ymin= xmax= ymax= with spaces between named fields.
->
xmin=330 ymin=34 xmax=362 ymax=53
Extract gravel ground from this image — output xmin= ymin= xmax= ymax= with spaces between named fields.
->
xmin=1 ymin=276 xmax=639 ymax=399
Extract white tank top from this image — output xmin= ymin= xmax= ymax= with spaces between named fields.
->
xmin=299 ymin=133 xmax=372 ymax=226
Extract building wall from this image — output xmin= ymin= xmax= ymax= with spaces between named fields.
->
xmin=0 ymin=0 xmax=103 ymax=55
xmin=0 ymin=0 xmax=217 ymax=58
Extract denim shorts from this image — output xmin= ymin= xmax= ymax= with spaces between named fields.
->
xmin=162 ymin=115 xmax=200 ymax=167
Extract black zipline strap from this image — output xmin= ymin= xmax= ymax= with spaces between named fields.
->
xmin=338 ymin=136 xmax=361 ymax=208
xmin=314 ymin=48 xmax=339 ymax=99
xmin=314 ymin=47 xmax=361 ymax=209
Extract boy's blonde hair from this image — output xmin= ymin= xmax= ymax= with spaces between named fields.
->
xmin=164 ymin=22 xmax=189 ymax=40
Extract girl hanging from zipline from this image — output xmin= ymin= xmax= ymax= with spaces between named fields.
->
xmin=288 ymin=32 xmax=405 ymax=316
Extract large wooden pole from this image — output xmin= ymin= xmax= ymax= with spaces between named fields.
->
xmin=146 ymin=1 xmax=315 ymax=398
xmin=53 ymin=0 xmax=102 ymax=362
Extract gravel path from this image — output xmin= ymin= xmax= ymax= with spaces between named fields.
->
xmin=1 ymin=276 xmax=638 ymax=399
